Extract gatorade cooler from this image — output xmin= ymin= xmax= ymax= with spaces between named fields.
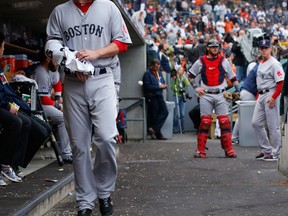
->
xmin=2 ymin=55 xmax=16 ymax=72
xmin=15 ymin=54 xmax=28 ymax=71
xmin=28 ymin=59 xmax=33 ymax=66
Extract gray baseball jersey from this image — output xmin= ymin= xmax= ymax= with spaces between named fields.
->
xmin=33 ymin=66 xmax=59 ymax=97
xmin=256 ymin=56 xmax=285 ymax=91
xmin=252 ymin=56 xmax=284 ymax=158
xmin=46 ymin=0 xmax=132 ymax=211
xmin=46 ymin=0 xmax=132 ymax=68
xmin=33 ymin=66 xmax=72 ymax=159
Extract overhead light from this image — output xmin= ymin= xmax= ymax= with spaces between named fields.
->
xmin=12 ymin=1 xmax=42 ymax=9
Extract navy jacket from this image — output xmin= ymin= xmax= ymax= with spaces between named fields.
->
xmin=159 ymin=52 xmax=171 ymax=73
xmin=0 ymin=69 xmax=31 ymax=115
xmin=143 ymin=69 xmax=165 ymax=98
xmin=242 ymin=64 xmax=258 ymax=96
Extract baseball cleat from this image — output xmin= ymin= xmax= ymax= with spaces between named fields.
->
xmin=225 ymin=149 xmax=237 ymax=158
xmin=194 ymin=150 xmax=206 ymax=158
xmin=99 ymin=197 xmax=113 ymax=216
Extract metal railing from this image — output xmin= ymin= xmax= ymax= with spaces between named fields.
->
xmin=120 ymin=97 xmax=147 ymax=142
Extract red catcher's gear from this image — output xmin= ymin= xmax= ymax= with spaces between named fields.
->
xmin=217 ymin=115 xmax=237 ymax=157
xmin=199 ymin=55 xmax=225 ymax=86
xmin=196 ymin=115 xmax=212 ymax=158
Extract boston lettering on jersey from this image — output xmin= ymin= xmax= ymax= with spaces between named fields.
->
xmin=64 ymin=24 xmax=104 ymax=41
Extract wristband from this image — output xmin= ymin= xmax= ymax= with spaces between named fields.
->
xmin=55 ymin=95 xmax=61 ymax=101
xmin=190 ymin=80 xmax=199 ymax=89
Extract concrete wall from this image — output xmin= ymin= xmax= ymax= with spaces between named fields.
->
xmin=119 ymin=46 xmax=146 ymax=98
xmin=118 ymin=45 xmax=147 ymax=140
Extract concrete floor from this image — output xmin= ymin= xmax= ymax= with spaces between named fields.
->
xmin=44 ymin=132 xmax=288 ymax=216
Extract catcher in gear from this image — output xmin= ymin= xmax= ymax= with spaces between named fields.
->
xmin=188 ymin=39 xmax=240 ymax=158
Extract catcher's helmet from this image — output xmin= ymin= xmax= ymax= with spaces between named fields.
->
xmin=207 ymin=39 xmax=219 ymax=47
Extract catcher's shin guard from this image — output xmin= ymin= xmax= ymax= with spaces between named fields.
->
xmin=217 ymin=115 xmax=237 ymax=158
xmin=195 ymin=115 xmax=212 ymax=158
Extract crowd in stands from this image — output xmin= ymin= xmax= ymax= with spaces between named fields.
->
xmin=125 ymin=0 xmax=288 ymax=71
xmin=126 ymin=0 xmax=288 ymax=134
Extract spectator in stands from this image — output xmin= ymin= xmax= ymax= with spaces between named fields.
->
xmin=176 ymin=0 xmax=183 ymax=13
xmin=133 ymin=0 xmax=147 ymax=12
xmin=203 ymin=1 xmax=213 ymax=17
xmin=33 ymin=50 xmax=73 ymax=164
xmin=158 ymin=42 xmax=171 ymax=74
xmin=124 ymin=1 xmax=134 ymax=16
xmin=187 ymin=37 xmax=206 ymax=65
xmin=231 ymin=29 xmax=248 ymax=82
xmin=214 ymin=1 xmax=224 ymax=21
xmin=216 ymin=17 xmax=226 ymax=36
xmin=0 ymin=31 xmax=51 ymax=185
xmin=145 ymin=8 xmax=155 ymax=28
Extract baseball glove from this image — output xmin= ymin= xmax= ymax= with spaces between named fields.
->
xmin=223 ymin=92 xmax=240 ymax=102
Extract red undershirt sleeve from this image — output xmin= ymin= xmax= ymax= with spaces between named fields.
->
xmin=272 ymin=81 xmax=284 ymax=99
xmin=53 ymin=80 xmax=62 ymax=97
xmin=40 ymin=96 xmax=55 ymax=106
xmin=113 ymin=40 xmax=128 ymax=53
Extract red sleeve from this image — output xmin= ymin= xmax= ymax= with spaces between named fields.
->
xmin=272 ymin=81 xmax=284 ymax=99
xmin=113 ymin=40 xmax=128 ymax=53
xmin=53 ymin=80 xmax=62 ymax=96
xmin=256 ymin=92 xmax=259 ymax=100
xmin=40 ymin=96 xmax=55 ymax=106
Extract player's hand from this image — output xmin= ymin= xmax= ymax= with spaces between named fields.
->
xmin=10 ymin=106 xmax=18 ymax=115
xmin=77 ymin=49 xmax=99 ymax=61
xmin=267 ymin=97 xmax=276 ymax=109
xmin=76 ymin=72 xmax=89 ymax=82
xmin=56 ymin=97 xmax=63 ymax=104
xmin=160 ymin=84 xmax=167 ymax=89
xmin=195 ymin=87 xmax=206 ymax=96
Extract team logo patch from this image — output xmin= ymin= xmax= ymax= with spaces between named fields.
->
xmin=122 ymin=23 xmax=127 ymax=34
xmin=277 ymin=71 xmax=282 ymax=77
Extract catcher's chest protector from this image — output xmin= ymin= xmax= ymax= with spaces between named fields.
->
xmin=200 ymin=55 xmax=225 ymax=86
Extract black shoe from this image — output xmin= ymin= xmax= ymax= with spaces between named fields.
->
xmin=99 ymin=197 xmax=113 ymax=216
xmin=63 ymin=155 xmax=73 ymax=164
xmin=148 ymin=128 xmax=157 ymax=140
xmin=156 ymin=134 xmax=167 ymax=140
xmin=255 ymin=152 xmax=265 ymax=160
xmin=77 ymin=208 xmax=92 ymax=216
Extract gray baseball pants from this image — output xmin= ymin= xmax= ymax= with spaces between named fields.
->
xmin=252 ymin=91 xmax=281 ymax=157
xmin=63 ymin=71 xmax=118 ymax=211
xmin=42 ymin=105 xmax=72 ymax=159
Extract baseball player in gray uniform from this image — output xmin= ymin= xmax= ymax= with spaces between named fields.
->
xmin=252 ymin=39 xmax=284 ymax=162
xmin=188 ymin=39 xmax=240 ymax=158
xmin=33 ymin=51 xmax=73 ymax=164
xmin=46 ymin=1 xmax=132 ymax=215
